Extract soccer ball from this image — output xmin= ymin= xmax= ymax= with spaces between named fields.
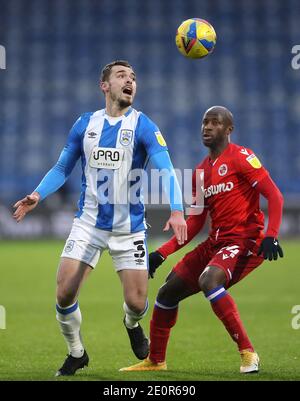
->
xmin=175 ymin=18 xmax=217 ymax=59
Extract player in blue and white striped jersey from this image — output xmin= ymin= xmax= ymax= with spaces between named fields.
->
xmin=13 ymin=60 xmax=187 ymax=376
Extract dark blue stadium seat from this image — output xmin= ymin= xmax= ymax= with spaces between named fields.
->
xmin=1 ymin=0 xmax=299 ymax=203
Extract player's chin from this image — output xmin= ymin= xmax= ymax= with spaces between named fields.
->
xmin=119 ymin=96 xmax=133 ymax=108
xmin=202 ymin=137 xmax=213 ymax=147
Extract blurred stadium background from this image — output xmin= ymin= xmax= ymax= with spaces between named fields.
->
xmin=1 ymin=0 xmax=300 ymax=382
xmin=1 ymin=0 xmax=300 ymax=239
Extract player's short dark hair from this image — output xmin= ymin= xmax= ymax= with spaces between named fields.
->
xmin=101 ymin=60 xmax=134 ymax=82
xmin=204 ymin=106 xmax=234 ymax=127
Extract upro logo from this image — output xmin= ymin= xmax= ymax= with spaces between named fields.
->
xmin=0 ymin=45 xmax=6 ymax=70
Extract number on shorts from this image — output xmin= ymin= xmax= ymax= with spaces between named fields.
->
xmin=217 ymin=245 xmax=240 ymax=259
xmin=133 ymin=240 xmax=145 ymax=258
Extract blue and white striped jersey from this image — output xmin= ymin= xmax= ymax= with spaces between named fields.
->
xmin=59 ymin=107 xmax=168 ymax=233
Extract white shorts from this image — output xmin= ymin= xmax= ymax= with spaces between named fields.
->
xmin=61 ymin=218 xmax=148 ymax=271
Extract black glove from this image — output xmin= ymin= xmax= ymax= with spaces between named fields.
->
xmin=148 ymin=251 xmax=165 ymax=278
xmin=258 ymin=237 xmax=284 ymax=261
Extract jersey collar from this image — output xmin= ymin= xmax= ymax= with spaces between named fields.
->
xmin=104 ymin=106 xmax=133 ymax=119
xmin=208 ymin=143 xmax=231 ymax=166
xmin=125 ymin=107 xmax=133 ymax=117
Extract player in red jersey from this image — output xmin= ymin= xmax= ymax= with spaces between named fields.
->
xmin=120 ymin=106 xmax=284 ymax=373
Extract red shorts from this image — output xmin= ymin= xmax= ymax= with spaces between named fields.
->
xmin=172 ymin=236 xmax=264 ymax=293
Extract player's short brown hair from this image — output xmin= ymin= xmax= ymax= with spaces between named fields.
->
xmin=100 ymin=60 xmax=134 ymax=82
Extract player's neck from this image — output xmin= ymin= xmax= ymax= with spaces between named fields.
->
xmin=105 ymin=101 xmax=131 ymax=117
xmin=209 ymin=142 xmax=230 ymax=161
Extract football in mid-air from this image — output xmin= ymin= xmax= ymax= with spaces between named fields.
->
xmin=175 ymin=18 xmax=217 ymax=59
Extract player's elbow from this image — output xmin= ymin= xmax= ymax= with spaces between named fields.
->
xmin=274 ymin=185 xmax=284 ymax=207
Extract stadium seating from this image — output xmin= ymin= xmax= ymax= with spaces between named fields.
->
xmin=1 ymin=0 xmax=299 ymax=204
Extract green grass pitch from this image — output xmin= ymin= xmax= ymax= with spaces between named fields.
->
xmin=0 ymin=239 xmax=299 ymax=381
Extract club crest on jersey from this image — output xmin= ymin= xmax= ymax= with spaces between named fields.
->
xmin=119 ymin=129 xmax=133 ymax=146
xmin=218 ymin=164 xmax=228 ymax=176
xmin=246 ymin=154 xmax=262 ymax=169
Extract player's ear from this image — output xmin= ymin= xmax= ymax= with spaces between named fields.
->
xmin=227 ymin=125 xmax=234 ymax=135
xmin=100 ymin=80 xmax=109 ymax=93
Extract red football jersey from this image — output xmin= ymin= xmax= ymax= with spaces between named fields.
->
xmin=194 ymin=143 xmax=269 ymax=240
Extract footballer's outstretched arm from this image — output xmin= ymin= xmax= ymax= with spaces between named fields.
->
xmin=148 ymin=209 xmax=208 ymax=278
xmin=150 ymin=151 xmax=187 ymax=245
xmin=147 ymin=163 xmax=207 ymax=278
xmin=158 ymin=209 xmax=208 ymax=259
xmin=138 ymin=113 xmax=186 ymax=244
xmin=13 ymin=115 xmax=84 ymax=222
xmin=13 ymin=148 xmax=79 ymax=222
xmin=156 ymin=164 xmax=207 ymax=258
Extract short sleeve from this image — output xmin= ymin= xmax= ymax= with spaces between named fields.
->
xmin=235 ymin=148 xmax=269 ymax=187
xmin=137 ymin=113 xmax=168 ymax=157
